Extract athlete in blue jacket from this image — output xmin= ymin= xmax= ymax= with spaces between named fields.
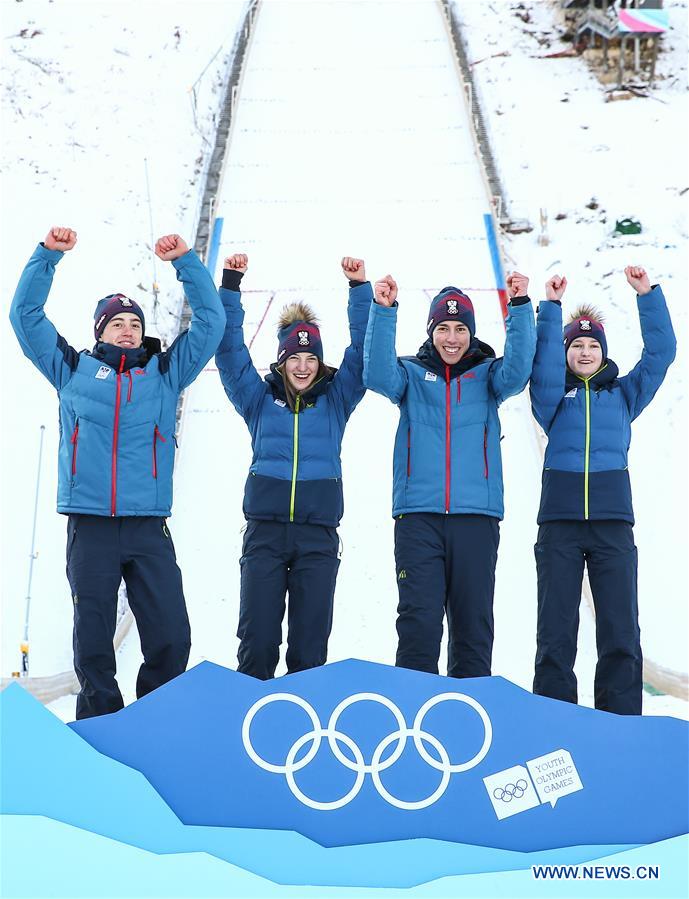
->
xmin=216 ymin=253 xmax=371 ymax=679
xmin=530 ymin=266 xmax=676 ymax=714
xmin=364 ymin=271 xmax=536 ymax=677
xmin=10 ymin=227 xmax=225 ymax=718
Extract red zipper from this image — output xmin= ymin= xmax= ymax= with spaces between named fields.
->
xmin=111 ymin=355 xmax=126 ymax=515
xmin=70 ymin=422 xmax=79 ymax=476
xmin=126 ymin=370 xmax=133 ymax=403
xmin=483 ymin=425 xmax=489 ymax=478
xmin=153 ymin=426 xmax=166 ymax=478
xmin=445 ymin=365 xmax=451 ymax=513
xmin=407 ymin=426 xmax=411 ymax=477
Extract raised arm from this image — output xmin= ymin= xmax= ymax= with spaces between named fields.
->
xmin=328 ymin=257 xmax=373 ymax=419
xmin=363 ymin=275 xmax=408 ymax=404
xmin=9 ymin=227 xmax=80 ymax=389
xmin=214 ymin=253 xmax=265 ymax=425
xmin=618 ymin=266 xmax=676 ymax=421
xmin=529 ymin=275 xmax=567 ymax=432
xmin=156 ymin=234 xmax=225 ymax=391
xmin=488 ymin=270 xmax=537 ymax=404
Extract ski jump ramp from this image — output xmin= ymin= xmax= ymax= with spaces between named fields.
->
xmin=10 ymin=0 xmax=681 ymax=709
xmin=4 ymin=3 xmax=684 ymax=707
xmin=169 ymin=0 xmax=685 ymax=702
xmin=172 ymin=0 xmax=545 ymax=688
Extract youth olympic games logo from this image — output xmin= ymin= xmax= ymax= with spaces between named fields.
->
xmin=242 ymin=691 xmax=493 ymax=811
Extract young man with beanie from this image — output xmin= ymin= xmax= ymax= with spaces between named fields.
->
xmin=530 ymin=266 xmax=676 ymax=715
xmin=10 ymin=227 xmax=225 ymax=718
xmin=364 ymin=271 xmax=536 ymax=678
xmin=215 ymin=253 xmax=372 ymax=679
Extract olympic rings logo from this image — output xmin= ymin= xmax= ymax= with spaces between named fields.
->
xmin=493 ymin=779 xmax=528 ymax=802
xmin=241 ymin=691 xmax=493 ymax=811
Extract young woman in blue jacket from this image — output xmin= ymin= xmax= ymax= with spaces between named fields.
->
xmin=530 ymin=266 xmax=676 ymax=714
xmin=10 ymin=227 xmax=225 ymax=718
xmin=215 ymin=254 xmax=372 ymax=679
xmin=363 ymin=271 xmax=536 ymax=678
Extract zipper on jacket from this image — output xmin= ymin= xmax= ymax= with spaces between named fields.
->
xmin=289 ymin=395 xmax=300 ymax=522
xmin=584 ymin=377 xmax=591 ymax=519
xmin=70 ymin=421 xmax=79 ymax=477
xmin=483 ymin=425 xmax=488 ymax=479
xmin=126 ymin=370 xmax=133 ymax=403
xmin=445 ymin=365 xmax=451 ymax=513
xmin=407 ymin=426 xmax=411 ymax=478
xmin=576 ymin=364 xmax=606 ymax=521
xmin=153 ymin=425 xmax=166 ymax=479
xmin=111 ymin=354 xmax=126 ymax=516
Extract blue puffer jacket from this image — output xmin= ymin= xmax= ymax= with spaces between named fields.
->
xmin=215 ymin=281 xmax=372 ymax=526
xmin=530 ymin=288 xmax=676 ymax=524
xmin=363 ymin=299 xmax=536 ymax=519
xmin=10 ymin=244 xmax=225 ymax=517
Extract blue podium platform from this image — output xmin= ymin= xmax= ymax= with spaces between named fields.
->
xmin=1 ymin=659 xmax=687 ymax=896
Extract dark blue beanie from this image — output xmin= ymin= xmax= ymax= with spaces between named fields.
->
xmin=277 ymin=321 xmax=323 ymax=363
xmin=94 ymin=293 xmax=145 ymax=341
xmin=427 ymin=287 xmax=475 ymax=338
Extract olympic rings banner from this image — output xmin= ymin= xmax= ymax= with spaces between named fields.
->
xmin=66 ymin=658 xmax=689 ymax=852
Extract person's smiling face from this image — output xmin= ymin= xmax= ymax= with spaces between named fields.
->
xmin=432 ymin=321 xmax=470 ymax=365
xmin=284 ymin=352 xmax=319 ymax=391
xmin=567 ymin=337 xmax=603 ymax=377
xmin=100 ymin=313 xmax=143 ymax=349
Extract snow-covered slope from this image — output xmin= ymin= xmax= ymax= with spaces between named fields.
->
xmin=1 ymin=0 xmax=686 ymax=721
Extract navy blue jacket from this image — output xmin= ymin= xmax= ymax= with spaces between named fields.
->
xmin=363 ymin=298 xmax=536 ymax=519
xmin=10 ymin=244 xmax=225 ymax=516
xmin=530 ymin=288 xmax=676 ymax=524
xmin=215 ymin=281 xmax=372 ymax=526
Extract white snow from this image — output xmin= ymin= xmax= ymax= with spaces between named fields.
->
xmin=1 ymin=0 xmax=686 ymax=722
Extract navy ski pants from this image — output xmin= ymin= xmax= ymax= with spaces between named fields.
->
xmin=394 ymin=513 xmax=500 ymax=678
xmin=237 ymin=520 xmax=340 ymax=680
xmin=533 ymin=520 xmax=641 ymax=715
xmin=66 ymin=515 xmax=190 ymax=719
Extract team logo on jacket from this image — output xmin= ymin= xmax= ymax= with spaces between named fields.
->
xmin=447 ymin=300 xmax=458 ymax=314
xmin=424 ymin=371 xmax=437 ymax=382
xmin=298 ymin=330 xmax=310 ymax=346
xmin=579 ymin=319 xmax=591 ymax=331
xmin=95 ymin=366 xmax=111 ymax=380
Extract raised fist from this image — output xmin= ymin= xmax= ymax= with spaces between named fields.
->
xmin=506 ymin=270 xmax=529 ymax=299
xmin=624 ymin=265 xmax=651 ymax=296
xmin=44 ymin=227 xmax=77 ymax=252
xmin=155 ymin=234 xmax=189 ymax=262
xmin=224 ymin=253 xmax=248 ymax=273
xmin=341 ymin=257 xmax=366 ymax=282
xmin=374 ymin=275 xmax=398 ymax=307
xmin=545 ymin=274 xmax=568 ymax=302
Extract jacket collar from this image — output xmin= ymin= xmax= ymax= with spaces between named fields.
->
xmin=91 ymin=338 xmax=158 ymax=372
xmin=566 ymin=359 xmax=619 ymax=391
xmin=413 ymin=336 xmax=496 ymax=379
